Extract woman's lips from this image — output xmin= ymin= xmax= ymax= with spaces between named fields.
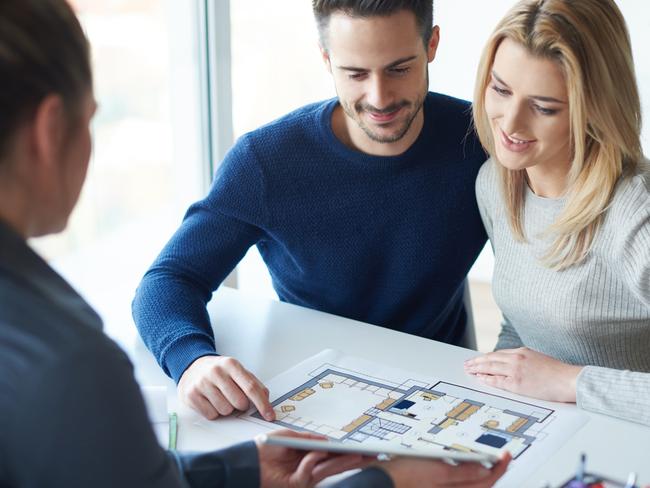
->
xmin=500 ymin=128 xmax=535 ymax=152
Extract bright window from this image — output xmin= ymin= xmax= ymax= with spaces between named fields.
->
xmin=31 ymin=0 xmax=206 ymax=347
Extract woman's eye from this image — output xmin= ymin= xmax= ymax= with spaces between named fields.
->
xmin=534 ymin=104 xmax=559 ymax=115
xmin=491 ymin=84 xmax=510 ymax=96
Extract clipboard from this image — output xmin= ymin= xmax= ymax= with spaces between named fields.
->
xmin=260 ymin=434 xmax=499 ymax=465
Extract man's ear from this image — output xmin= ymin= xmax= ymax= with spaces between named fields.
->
xmin=427 ymin=25 xmax=441 ymax=63
xmin=319 ymin=44 xmax=332 ymax=74
xmin=31 ymin=94 xmax=66 ymax=169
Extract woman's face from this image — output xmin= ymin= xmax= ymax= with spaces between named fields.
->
xmin=55 ymin=91 xmax=97 ymax=232
xmin=484 ymin=38 xmax=572 ymax=175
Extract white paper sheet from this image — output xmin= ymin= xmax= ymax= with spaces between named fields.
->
xmin=240 ymin=349 xmax=588 ymax=487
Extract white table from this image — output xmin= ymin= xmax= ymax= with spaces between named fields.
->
xmin=127 ymin=286 xmax=649 ymax=487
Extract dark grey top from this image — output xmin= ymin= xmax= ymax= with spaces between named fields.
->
xmin=0 ymin=220 xmax=392 ymax=488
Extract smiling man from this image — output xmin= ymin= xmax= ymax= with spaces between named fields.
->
xmin=323 ymin=7 xmax=434 ymax=155
xmin=133 ymin=0 xmax=488 ymax=423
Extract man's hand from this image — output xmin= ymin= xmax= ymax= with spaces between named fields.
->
xmin=380 ymin=451 xmax=511 ymax=488
xmin=464 ymin=347 xmax=583 ymax=402
xmin=178 ymin=355 xmax=275 ymax=421
xmin=255 ymin=430 xmax=369 ymax=488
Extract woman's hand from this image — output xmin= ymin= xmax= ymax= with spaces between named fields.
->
xmin=464 ymin=347 xmax=583 ymax=402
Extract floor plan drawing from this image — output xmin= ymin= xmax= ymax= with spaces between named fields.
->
xmin=241 ymin=349 xmax=588 ymax=487
xmin=250 ymin=364 xmax=553 ymax=459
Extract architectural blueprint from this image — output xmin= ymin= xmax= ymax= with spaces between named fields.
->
xmin=242 ymin=349 xmax=588 ymax=487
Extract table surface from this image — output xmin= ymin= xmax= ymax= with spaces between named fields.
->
xmin=126 ymin=286 xmax=649 ymax=488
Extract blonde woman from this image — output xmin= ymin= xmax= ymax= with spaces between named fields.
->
xmin=464 ymin=0 xmax=650 ymax=425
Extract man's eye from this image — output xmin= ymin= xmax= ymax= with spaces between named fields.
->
xmin=390 ymin=67 xmax=410 ymax=75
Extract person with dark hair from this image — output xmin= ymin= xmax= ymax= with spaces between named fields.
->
xmin=133 ymin=0 xmax=489 ymax=429
xmin=0 ymin=0 xmax=510 ymax=487
xmin=312 ymin=0 xmax=434 ymax=50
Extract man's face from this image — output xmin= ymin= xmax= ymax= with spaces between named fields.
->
xmin=322 ymin=10 xmax=438 ymax=155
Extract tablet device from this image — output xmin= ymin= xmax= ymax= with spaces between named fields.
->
xmin=261 ymin=434 xmax=500 ymax=465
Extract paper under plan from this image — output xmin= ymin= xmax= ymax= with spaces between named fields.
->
xmin=242 ymin=349 xmax=588 ymax=487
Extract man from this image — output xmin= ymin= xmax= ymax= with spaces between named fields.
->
xmin=133 ymin=0 xmax=487 ymax=422
xmin=0 ymin=0 xmax=511 ymax=486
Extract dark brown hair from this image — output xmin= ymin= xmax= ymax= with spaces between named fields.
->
xmin=312 ymin=0 xmax=434 ymax=50
xmin=0 ymin=0 xmax=92 ymax=161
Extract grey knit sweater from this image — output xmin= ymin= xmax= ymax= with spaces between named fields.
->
xmin=476 ymin=158 xmax=650 ymax=425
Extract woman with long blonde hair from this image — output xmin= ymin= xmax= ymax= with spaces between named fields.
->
xmin=464 ymin=0 xmax=650 ymax=425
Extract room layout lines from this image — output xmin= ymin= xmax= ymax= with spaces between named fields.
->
xmin=251 ymin=364 xmax=554 ymax=459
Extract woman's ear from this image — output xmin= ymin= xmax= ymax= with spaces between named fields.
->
xmin=30 ymin=94 xmax=67 ymax=170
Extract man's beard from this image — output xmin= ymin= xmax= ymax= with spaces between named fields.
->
xmin=341 ymin=87 xmax=427 ymax=144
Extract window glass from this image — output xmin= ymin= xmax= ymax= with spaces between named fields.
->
xmin=230 ymin=1 xmax=333 ymax=296
xmin=31 ymin=0 xmax=205 ymax=347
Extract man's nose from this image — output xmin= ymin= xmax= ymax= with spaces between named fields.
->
xmin=365 ymin=75 xmax=394 ymax=111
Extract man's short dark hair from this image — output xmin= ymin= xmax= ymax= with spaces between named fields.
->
xmin=312 ymin=0 xmax=434 ymax=50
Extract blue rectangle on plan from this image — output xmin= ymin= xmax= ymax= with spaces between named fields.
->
xmin=476 ymin=433 xmax=508 ymax=449
xmin=393 ymin=400 xmax=415 ymax=410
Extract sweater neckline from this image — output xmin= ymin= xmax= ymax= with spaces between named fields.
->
xmin=319 ymin=97 xmax=430 ymax=167
xmin=524 ymin=182 xmax=566 ymax=209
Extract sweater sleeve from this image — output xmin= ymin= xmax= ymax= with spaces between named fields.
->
xmin=132 ymin=136 xmax=269 ymax=383
xmin=172 ymin=442 xmax=260 ymax=488
xmin=576 ymin=366 xmax=650 ymax=426
xmin=494 ymin=315 xmax=525 ymax=350
xmin=7 ymin=339 xmax=261 ymax=488
xmin=475 ymin=159 xmax=495 ymax=240
xmin=611 ymin=179 xmax=650 ymax=307
xmin=577 ymin=174 xmax=650 ymax=425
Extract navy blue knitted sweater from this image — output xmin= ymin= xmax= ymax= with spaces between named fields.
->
xmin=133 ymin=93 xmax=487 ymax=382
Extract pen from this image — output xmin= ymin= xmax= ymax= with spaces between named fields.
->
xmin=168 ymin=412 xmax=178 ymax=450
xmin=576 ymin=453 xmax=585 ymax=483
xmin=623 ymin=472 xmax=637 ymax=488
xmin=567 ymin=453 xmax=589 ymax=488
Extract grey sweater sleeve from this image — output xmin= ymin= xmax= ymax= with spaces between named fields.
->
xmin=494 ymin=316 xmax=525 ymax=350
xmin=475 ymin=160 xmax=495 ymax=240
xmin=7 ymin=340 xmax=259 ymax=488
xmin=611 ymin=181 xmax=650 ymax=307
xmin=476 ymin=160 xmax=521 ymax=352
xmin=576 ymin=188 xmax=650 ymax=425
xmin=577 ymin=367 xmax=650 ymax=426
